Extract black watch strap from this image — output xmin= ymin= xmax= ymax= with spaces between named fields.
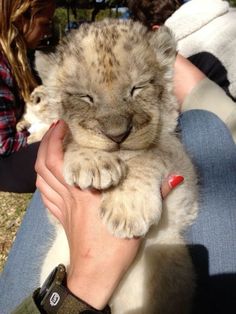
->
xmin=41 ymin=284 xmax=111 ymax=314
xmin=35 ymin=264 xmax=111 ymax=314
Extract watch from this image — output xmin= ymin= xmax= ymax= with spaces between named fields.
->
xmin=34 ymin=264 xmax=111 ymax=314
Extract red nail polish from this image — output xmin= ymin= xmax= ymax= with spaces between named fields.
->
xmin=168 ymin=175 xmax=184 ymax=188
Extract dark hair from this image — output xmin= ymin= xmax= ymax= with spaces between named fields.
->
xmin=128 ymin=0 xmax=182 ymax=28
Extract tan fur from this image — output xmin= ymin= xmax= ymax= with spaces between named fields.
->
xmin=16 ymin=85 xmax=60 ymax=143
xmin=35 ymin=19 xmax=198 ymax=313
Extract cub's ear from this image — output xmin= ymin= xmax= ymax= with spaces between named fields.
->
xmin=149 ymin=25 xmax=176 ymax=66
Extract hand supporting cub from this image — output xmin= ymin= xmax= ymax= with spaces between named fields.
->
xmin=63 ymin=133 xmax=163 ymax=238
xmin=35 ymin=119 xmax=182 ymax=310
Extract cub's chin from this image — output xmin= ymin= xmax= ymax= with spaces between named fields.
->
xmin=72 ymin=134 xmax=120 ymax=152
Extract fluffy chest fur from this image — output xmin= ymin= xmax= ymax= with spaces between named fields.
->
xmin=34 ymin=19 xmax=198 ymax=314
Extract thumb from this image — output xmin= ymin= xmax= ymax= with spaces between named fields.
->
xmin=36 ymin=119 xmax=68 ymax=182
xmin=161 ymin=175 xmax=184 ymax=199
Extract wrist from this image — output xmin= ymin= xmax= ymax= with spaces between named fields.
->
xmin=67 ymin=237 xmax=140 ymax=310
xmin=67 ymin=261 xmax=123 ymax=310
xmin=35 ymin=264 xmax=111 ymax=313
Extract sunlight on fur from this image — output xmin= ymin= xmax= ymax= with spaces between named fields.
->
xmin=20 ymin=19 xmax=198 ymax=314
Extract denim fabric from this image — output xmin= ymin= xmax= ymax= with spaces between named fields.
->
xmin=0 ymin=110 xmax=236 ymax=313
xmin=0 ymin=191 xmax=56 ymax=313
xmin=180 ymin=110 xmax=236 ymax=313
xmin=180 ymin=110 xmax=236 ymax=275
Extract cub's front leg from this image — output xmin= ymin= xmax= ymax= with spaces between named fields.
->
xmin=63 ymin=144 xmax=127 ymax=190
xmin=101 ymin=160 xmax=163 ymax=238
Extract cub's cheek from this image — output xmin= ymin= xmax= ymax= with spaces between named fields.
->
xmin=133 ymin=112 xmax=152 ymax=125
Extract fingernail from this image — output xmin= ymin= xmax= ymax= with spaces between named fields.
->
xmin=168 ymin=175 xmax=184 ymax=188
xmin=49 ymin=120 xmax=60 ymax=130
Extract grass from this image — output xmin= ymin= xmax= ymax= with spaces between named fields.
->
xmin=0 ymin=192 xmax=32 ymax=272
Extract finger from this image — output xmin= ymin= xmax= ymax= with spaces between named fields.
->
xmin=35 ymin=120 xmax=69 ymax=195
xmin=36 ymin=174 xmax=65 ymax=215
xmin=35 ymin=120 xmax=67 ymax=171
xmin=35 ymin=124 xmax=55 ymax=169
xmin=42 ymin=120 xmax=68 ymax=183
xmin=36 ymin=155 xmax=68 ymax=201
xmin=41 ymin=193 xmax=64 ymax=224
xmin=161 ymin=175 xmax=184 ymax=199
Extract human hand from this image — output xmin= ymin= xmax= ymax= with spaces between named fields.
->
xmin=174 ymin=54 xmax=205 ymax=108
xmin=35 ymin=120 xmax=184 ymax=310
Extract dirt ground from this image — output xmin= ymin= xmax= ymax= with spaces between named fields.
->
xmin=0 ymin=192 xmax=32 ymax=272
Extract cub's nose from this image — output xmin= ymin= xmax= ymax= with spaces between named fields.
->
xmin=106 ymin=127 xmax=132 ymax=144
xmin=98 ymin=115 xmax=132 ymax=144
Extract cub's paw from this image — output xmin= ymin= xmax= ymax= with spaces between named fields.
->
xmin=27 ymin=134 xmax=37 ymax=144
xmin=27 ymin=132 xmax=44 ymax=144
xmin=101 ymin=190 xmax=162 ymax=238
xmin=63 ymin=153 xmax=127 ymax=190
xmin=16 ymin=120 xmax=30 ymax=132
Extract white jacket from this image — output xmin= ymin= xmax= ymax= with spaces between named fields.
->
xmin=166 ymin=0 xmax=236 ymax=98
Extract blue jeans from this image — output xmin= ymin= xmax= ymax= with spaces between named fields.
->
xmin=0 ymin=110 xmax=236 ymax=313
xmin=180 ymin=111 xmax=236 ymax=313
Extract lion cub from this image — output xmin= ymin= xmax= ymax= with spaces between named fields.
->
xmin=35 ymin=19 xmax=198 ymax=313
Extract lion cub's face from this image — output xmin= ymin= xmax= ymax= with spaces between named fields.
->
xmin=36 ymin=19 xmax=177 ymax=151
xmin=25 ymin=86 xmax=50 ymax=120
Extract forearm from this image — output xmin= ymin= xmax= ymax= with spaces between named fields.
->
xmin=174 ymin=53 xmax=205 ymax=107
xmin=174 ymin=53 xmax=236 ymax=143
xmin=67 ymin=236 xmax=141 ymax=310
xmin=67 ymin=264 xmax=120 ymax=310
xmin=13 ymin=255 xmax=135 ymax=314
xmin=34 ymin=121 xmax=178 ymax=312
xmin=182 ymin=77 xmax=236 ymax=119
xmin=182 ymin=77 xmax=236 ymax=143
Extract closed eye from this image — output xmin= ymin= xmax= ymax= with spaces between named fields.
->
xmin=130 ymin=78 xmax=155 ymax=98
xmin=80 ymin=94 xmax=94 ymax=104
xmin=130 ymin=85 xmax=145 ymax=97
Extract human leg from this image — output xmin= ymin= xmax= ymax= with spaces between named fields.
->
xmin=179 ymin=110 xmax=236 ymax=313
xmin=0 ymin=190 xmax=55 ymax=313
xmin=0 ymin=142 xmax=39 ymax=193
